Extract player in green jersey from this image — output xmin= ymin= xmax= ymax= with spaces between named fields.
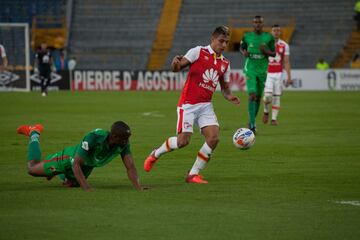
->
xmin=240 ymin=16 xmax=276 ymax=134
xmin=16 ymin=121 xmax=146 ymax=192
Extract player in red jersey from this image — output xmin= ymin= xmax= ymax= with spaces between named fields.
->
xmin=144 ymin=26 xmax=240 ymax=184
xmin=262 ymin=24 xmax=293 ymax=125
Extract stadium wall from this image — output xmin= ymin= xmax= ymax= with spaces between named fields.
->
xmin=1 ymin=69 xmax=359 ymax=92
xmin=70 ymin=69 xmax=360 ymax=91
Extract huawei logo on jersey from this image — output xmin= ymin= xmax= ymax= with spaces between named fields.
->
xmin=202 ymin=68 xmax=219 ymax=87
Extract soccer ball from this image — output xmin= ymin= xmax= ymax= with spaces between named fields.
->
xmin=232 ymin=128 xmax=255 ymax=150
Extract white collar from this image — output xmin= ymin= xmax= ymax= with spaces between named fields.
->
xmin=206 ymin=45 xmax=223 ymax=60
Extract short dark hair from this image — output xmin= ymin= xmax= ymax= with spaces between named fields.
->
xmin=272 ymin=24 xmax=280 ymax=28
xmin=254 ymin=15 xmax=263 ymax=20
xmin=212 ymin=26 xmax=230 ymax=37
xmin=111 ymin=121 xmax=131 ymax=137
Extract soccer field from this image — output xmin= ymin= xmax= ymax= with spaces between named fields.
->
xmin=0 ymin=91 xmax=359 ymax=240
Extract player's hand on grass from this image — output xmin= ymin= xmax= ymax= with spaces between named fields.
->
xmin=62 ymin=178 xmax=80 ymax=188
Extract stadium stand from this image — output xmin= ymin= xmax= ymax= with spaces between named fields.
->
xmin=165 ymin=0 xmax=354 ymax=69
xmin=0 ymin=0 xmax=356 ymax=69
xmin=0 ymin=0 xmax=66 ymax=67
xmin=0 ymin=0 xmax=65 ymax=24
xmin=68 ymin=0 xmax=163 ymax=70
xmin=333 ymin=30 xmax=360 ymax=68
xmin=0 ymin=25 xmax=27 ymax=68
xmin=147 ymin=0 xmax=182 ymax=70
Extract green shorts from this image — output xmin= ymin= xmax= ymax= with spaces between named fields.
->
xmin=42 ymin=150 xmax=74 ymax=177
xmin=42 ymin=147 xmax=93 ymax=182
xmin=245 ymin=71 xmax=266 ymax=96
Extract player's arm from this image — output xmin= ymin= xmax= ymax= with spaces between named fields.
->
xmin=260 ymin=36 xmax=276 ymax=57
xmin=72 ymin=154 xmax=93 ymax=192
xmin=239 ymin=39 xmax=249 ymax=57
xmin=220 ymin=80 xmax=240 ymax=105
xmin=1 ymin=56 xmax=8 ymax=70
xmin=219 ymin=66 xmax=240 ymax=105
xmin=33 ymin=53 xmax=39 ymax=74
xmin=121 ymin=154 xmax=147 ymax=191
xmin=172 ymin=46 xmax=202 ymax=72
xmin=284 ymin=54 xmax=293 ymax=86
xmin=50 ymin=53 xmax=56 ymax=72
xmin=0 ymin=46 xmax=8 ymax=70
xmin=260 ymin=43 xmax=276 ymax=57
xmin=171 ymin=55 xmax=190 ymax=72
xmin=221 ymin=83 xmax=240 ymax=104
xmin=73 ymin=133 xmax=97 ymax=191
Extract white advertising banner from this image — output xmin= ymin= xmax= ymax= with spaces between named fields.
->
xmin=283 ymin=70 xmax=328 ymax=91
xmin=71 ymin=69 xmax=360 ymax=91
xmin=326 ymin=69 xmax=360 ymax=90
xmin=284 ymin=69 xmax=360 ymax=91
xmin=233 ymin=69 xmax=360 ymax=91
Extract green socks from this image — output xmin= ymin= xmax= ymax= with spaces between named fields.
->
xmin=248 ymin=100 xmax=257 ymax=128
xmin=27 ymin=131 xmax=41 ymax=161
xmin=254 ymin=100 xmax=260 ymax=118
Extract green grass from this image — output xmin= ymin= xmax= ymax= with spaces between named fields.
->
xmin=0 ymin=91 xmax=359 ymax=240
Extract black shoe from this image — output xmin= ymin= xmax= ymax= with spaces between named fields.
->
xmin=250 ymin=127 xmax=257 ymax=135
xmin=247 ymin=123 xmax=257 ymax=135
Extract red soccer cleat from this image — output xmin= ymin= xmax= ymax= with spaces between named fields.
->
xmin=271 ymin=120 xmax=278 ymax=126
xmin=144 ymin=150 xmax=158 ymax=172
xmin=262 ymin=113 xmax=269 ymax=124
xmin=186 ymin=174 xmax=208 ymax=184
xmin=16 ymin=124 xmax=44 ymax=136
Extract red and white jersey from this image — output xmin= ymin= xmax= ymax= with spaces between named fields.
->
xmin=0 ymin=44 xmax=6 ymax=58
xmin=178 ymin=45 xmax=230 ymax=106
xmin=267 ymin=39 xmax=289 ymax=73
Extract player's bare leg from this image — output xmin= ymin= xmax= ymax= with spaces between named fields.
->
xmin=262 ymin=92 xmax=272 ymax=124
xmin=144 ymin=133 xmax=191 ymax=172
xmin=271 ymin=95 xmax=281 ymax=125
xmin=27 ymin=160 xmax=48 ymax=176
xmin=186 ymin=125 xmax=219 ymax=184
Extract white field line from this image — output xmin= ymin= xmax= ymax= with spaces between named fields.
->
xmin=334 ymin=200 xmax=360 ymax=207
xmin=142 ymin=112 xmax=165 ymax=117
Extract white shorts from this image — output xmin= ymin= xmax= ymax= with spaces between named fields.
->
xmin=265 ymin=72 xmax=283 ymax=96
xmin=176 ymin=102 xmax=219 ymax=134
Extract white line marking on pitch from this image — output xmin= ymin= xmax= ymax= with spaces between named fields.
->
xmin=142 ymin=112 xmax=164 ymax=117
xmin=334 ymin=200 xmax=360 ymax=206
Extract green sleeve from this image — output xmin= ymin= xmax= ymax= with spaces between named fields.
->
xmin=120 ymin=143 xmax=132 ymax=158
xmin=76 ymin=132 xmax=97 ymax=160
xmin=240 ymin=35 xmax=247 ymax=50
xmin=268 ymin=35 xmax=276 ymax=52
